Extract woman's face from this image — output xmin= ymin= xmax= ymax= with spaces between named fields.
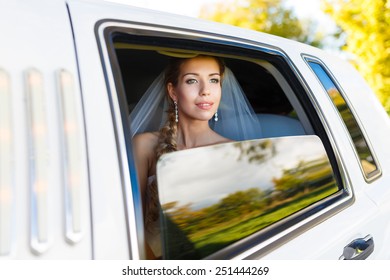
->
xmin=168 ymin=56 xmax=222 ymax=123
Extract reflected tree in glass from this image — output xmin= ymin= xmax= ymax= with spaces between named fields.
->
xmin=158 ymin=136 xmax=340 ymax=259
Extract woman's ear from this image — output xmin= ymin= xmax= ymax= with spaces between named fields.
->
xmin=167 ymin=82 xmax=177 ymax=102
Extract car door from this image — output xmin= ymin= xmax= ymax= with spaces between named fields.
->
xmin=67 ymin=0 xmax=390 ymax=260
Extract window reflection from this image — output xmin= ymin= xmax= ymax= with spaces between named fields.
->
xmin=157 ymin=136 xmax=339 ymax=259
xmin=307 ymin=61 xmax=379 ymax=179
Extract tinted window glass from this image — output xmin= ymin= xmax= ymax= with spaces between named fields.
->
xmin=307 ymin=61 xmax=379 ymax=180
xmin=157 ymin=136 xmax=339 ymax=259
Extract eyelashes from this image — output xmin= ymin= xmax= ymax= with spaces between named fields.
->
xmin=185 ymin=78 xmax=197 ymax=85
xmin=185 ymin=78 xmax=220 ymax=84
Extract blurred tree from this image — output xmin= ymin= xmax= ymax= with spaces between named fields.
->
xmin=322 ymin=0 xmax=390 ymax=114
xmin=200 ymin=0 xmax=326 ymax=47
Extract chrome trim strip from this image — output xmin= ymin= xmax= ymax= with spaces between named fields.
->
xmin=56 ymin=69 xmax=85 ymax=244
xmin=235 ymin=190 xmax=352 ymax=259
xmin=0 ymin=69 xmax=14 ymax=256
xmin=25 ymin=69 xmax=50 ymax=254
xmin=96 ymin=22 xmax=141 ymax=260
xmin=99 ymin=20 xmax=285 ymax=57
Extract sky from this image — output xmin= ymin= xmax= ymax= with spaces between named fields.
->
xmin=104 ymin=0 xmax=328 ymax=22
xmin=157 ymin=137 xmax=327 ymax=210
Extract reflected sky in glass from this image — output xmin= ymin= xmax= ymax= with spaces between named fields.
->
xmin=157 ymin=135 xmax=328 ymax=210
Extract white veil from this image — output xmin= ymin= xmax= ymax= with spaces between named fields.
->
xmin=129 ymin=67 xmax=262 ymax=141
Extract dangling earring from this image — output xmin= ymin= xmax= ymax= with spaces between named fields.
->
xmin=214 ymin=111 xmax=218 ymax=122
xmin=174 ymin=101 xmax=178 ymax=123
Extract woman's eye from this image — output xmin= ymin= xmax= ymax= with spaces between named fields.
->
xmin=210 ymin=78 xmax=220 ymax=84
xmin=186 ymin=79 xmax=197 ymax=84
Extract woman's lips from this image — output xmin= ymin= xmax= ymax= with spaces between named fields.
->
xmin=196 ymin=102 xmax=214 ymax=110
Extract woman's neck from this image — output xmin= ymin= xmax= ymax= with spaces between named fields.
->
xmin=176 ymin=121 xmax=215 ymax=150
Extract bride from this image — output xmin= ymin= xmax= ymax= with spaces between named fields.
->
xmin=130 ymin=53 xmax=261 ymax=259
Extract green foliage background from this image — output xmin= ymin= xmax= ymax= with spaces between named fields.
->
xmin=200 ymin=0 xmax=326 ymax=47
xmin=200 ymin=0 xmax=390 ymax=115
xmin=322 ymin=0 xmax=390 ymax=114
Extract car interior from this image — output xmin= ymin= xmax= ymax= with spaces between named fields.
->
xmin=112 ymin=41 xmax=313 ymax=138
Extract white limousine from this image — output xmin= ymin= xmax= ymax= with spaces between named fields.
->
xmin=1 ymin=0 xmax=390 ymax=260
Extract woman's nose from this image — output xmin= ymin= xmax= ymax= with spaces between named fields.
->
xmin=200 ymin=82 xmax=210 ymax=95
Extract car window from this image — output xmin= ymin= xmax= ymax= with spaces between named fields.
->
xmin=157 ymin=136 xmax=339 ymax=259
xmin=306 ymin=59 xmax=380 ymax=181
xmin=100 ymin=24 xmax=351 ymax=259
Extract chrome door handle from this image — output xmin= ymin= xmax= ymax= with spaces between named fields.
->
xmin=339 ymin=235 xmax=374 ymax=260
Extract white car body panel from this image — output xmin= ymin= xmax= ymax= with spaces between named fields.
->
xmin=1 ymin=0 xmax=390 ymax=260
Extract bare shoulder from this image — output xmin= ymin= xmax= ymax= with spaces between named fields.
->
xmin=133 ymin=132 xmax=159 ymax=148
xmin=133 ymin=131 xmax=159 ymax=142
xmin=132 ymin=132 xmax=160 ymax=154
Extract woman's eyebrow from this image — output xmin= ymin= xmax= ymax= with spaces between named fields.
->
xmin=182 ymin=72 xmax=199 ymax=77
xmin=182 ymin=72 xmax=221 ymax=77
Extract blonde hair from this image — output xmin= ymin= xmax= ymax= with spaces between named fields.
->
xmin=144 ymin=104 xmax=177 ymax=232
